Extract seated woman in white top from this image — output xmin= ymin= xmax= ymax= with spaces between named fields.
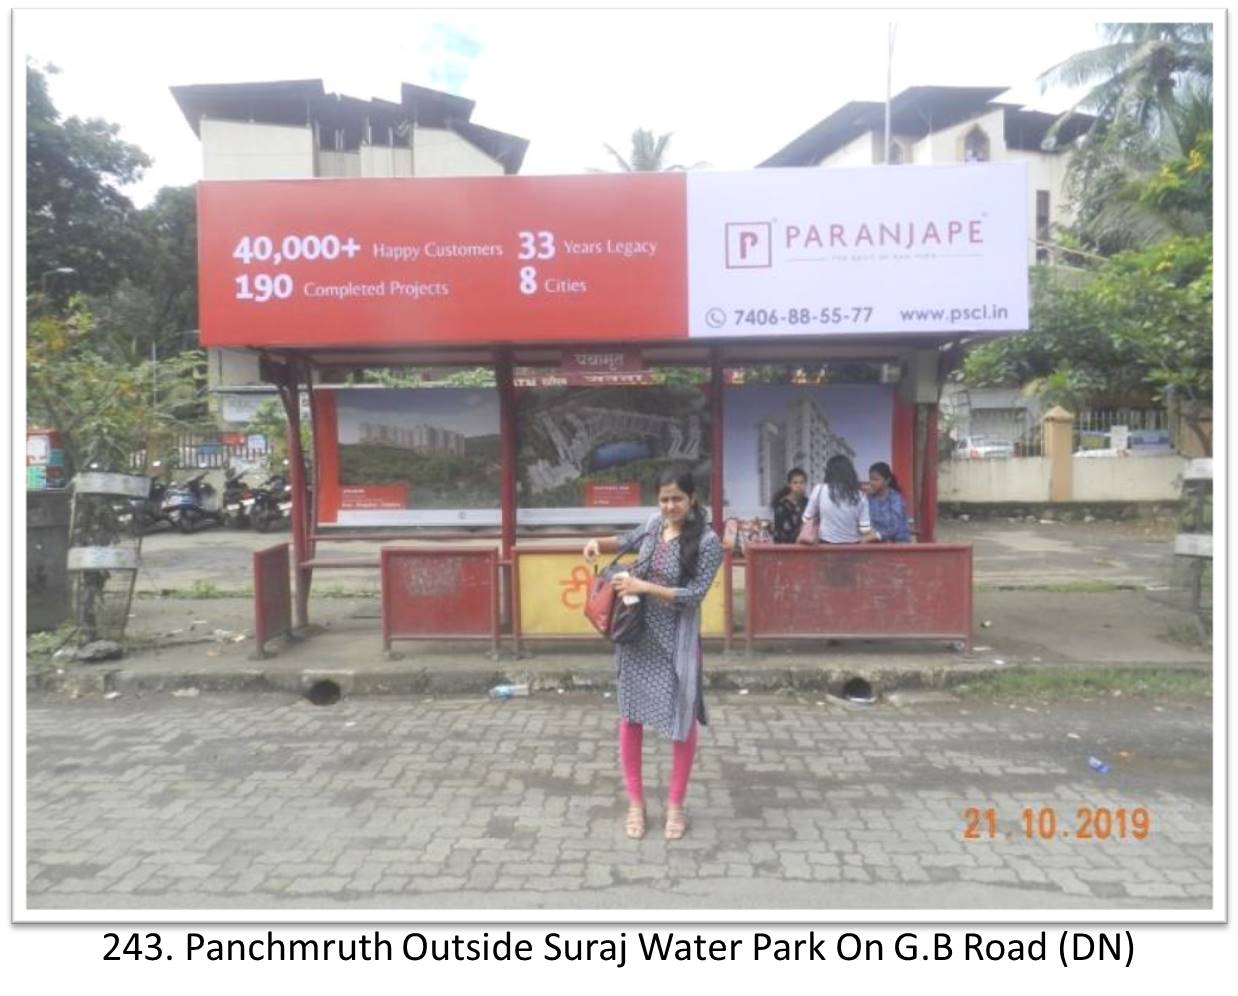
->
xmin=805 ymin=454 xmax=876 ymax=544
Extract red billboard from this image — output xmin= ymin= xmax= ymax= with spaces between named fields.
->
xmin=198 ymin=174 xmax=687 ymax=348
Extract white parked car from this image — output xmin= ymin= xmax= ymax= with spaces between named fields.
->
xmin=953 ymin=435 xmax=1015 ymax=459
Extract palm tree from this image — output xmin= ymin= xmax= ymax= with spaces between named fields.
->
xmin=594 ymin=128 xmax=709 ymax=172
xmin=1040 ymin=23 xmax=1212 ymax=155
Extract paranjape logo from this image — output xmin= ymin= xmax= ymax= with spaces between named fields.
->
xmin=725 ymin=222 xmax=772 ymax=269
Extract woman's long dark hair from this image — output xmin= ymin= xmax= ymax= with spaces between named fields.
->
xmin=868 ymin=461 xmax=902 ymax=493
xmin=824 ymin=454 xmax=862 ymax=506
xmin=771 ymin=467 xmax=807 ymax=506
xmin=658 ymin=466 xmax=705 ymax=581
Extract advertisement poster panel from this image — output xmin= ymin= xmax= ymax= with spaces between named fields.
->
xmin=516 ymin=384 xmax=711 ymax=525
xmin=198 ymin=164 xmax=1028 ymax=348
xmin=330 ymin=388 xmax=501 ymax=526
xmin=686 ymin=164 xmax=1028 ymax=336
xmin=723 ymin=384 xmax=895 ymax=520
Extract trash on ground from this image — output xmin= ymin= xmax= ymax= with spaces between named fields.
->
xmin=212 ymin=628 xmax=238 ymax=642
xmin=1116 ymin=750 xmax=1134 ymax=760
xmin=344 ymin=721 xmax=356 ymax=727
xmin=738 ymin=688 xmax=749 ymax=696
xmin=104 ymin=691 xmax=121 ymax=700
xmin=488 ymin=683 xmax=529 ymax=701
xmin=992 ymin=658 xmax=1007 ymax=666
xmin=981 ymin=620 xmax=993 ymax=628
xmin=1087 ymin=755 xmax=1112 ymax=775
xmin=172 ymin=687 xmax=200 ymax=698
xmin=1067 ymin=732 xmax=1081 ymax=740
xmin=192 ymin=620 xmax=208 ymax=625
xmin=973 ymin=645 xmax=992 ymax=652
xmin=231 ymin=633 xmax=247 ymax=643
xmin=74 ymin=640 xmax=124 ymax=662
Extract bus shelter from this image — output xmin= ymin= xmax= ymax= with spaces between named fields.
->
xmin=199 ymin=164 xmax=1029 ymax=652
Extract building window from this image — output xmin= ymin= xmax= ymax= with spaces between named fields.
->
xmin=963 ymin=126 xmax=990 ymax=162
xmin=1036 ymin=189 xmax=1051 ymax=262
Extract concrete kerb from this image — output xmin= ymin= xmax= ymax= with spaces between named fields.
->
xmin=27 ymin=650 xmax=1210 ymax=702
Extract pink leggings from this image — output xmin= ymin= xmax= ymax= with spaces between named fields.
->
xmin=618 ymin=719 xmax=698 ymax=806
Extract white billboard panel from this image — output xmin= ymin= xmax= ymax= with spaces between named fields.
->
xmin=686 ymin=163 xmax=1029 ymax=336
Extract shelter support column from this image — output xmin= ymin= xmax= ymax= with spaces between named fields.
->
xmin=710 ymin=347 xmax=724 ymax=535
xmin=917 ymin=404 xmax=939 ymax=542
xmin=280 ymin=358 xmax=312 ymax=629
xmin=497 ymin=350 xmax=517 ymax=630
xmin=902 ymin=349 xmax=941 ymax=543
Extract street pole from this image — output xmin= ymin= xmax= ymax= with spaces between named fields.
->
xmin=884 ymin=23 xmax=897 ymax=164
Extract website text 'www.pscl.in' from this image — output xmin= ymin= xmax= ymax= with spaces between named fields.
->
xmin=899 ymin=304 xmax=1010 ymax=323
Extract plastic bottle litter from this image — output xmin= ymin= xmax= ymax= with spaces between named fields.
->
xmin=1087 ymin=755 xmax=1112 ymax=775
xmin=489 ymin=683 xmax=529 ymax=701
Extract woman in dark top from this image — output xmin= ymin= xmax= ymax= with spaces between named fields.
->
xmin=771 ymin=467 xmax=809 ymax=544
xmin=867 ymin=461 xmax=911 ymax=542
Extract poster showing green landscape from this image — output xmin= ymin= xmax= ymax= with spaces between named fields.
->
xmin=336 ymin=388 xmax=500 ymax=509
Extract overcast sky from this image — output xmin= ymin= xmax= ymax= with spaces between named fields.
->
xmin=17 ymin=8 xmax=1159 ymax=206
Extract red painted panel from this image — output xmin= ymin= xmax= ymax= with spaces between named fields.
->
xmin=253 ymin=543 xmax=292 ymax=653
xmin=198 ymin=175 xmax=688 ymax=348
xmin=745 ymin=544 xmax=971 ymax=642
xmin=584 ymin=482 xmax=641 ymax=507
xmin=891 ymin=393 xmax=915 ymax=513
xmin=341 ymin=484 xmax=409 ymax=509
xmin=380 ymin=547 xmax=498 ymax=645
xmin=313 ymin=389 xmax=340 ymax=525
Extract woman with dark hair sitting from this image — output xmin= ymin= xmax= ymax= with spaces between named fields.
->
xmin=771 ymin=467 xmax=809 ymax=544
xmin=582 ymin=467 xmax=724 ymax=841
xmin=867 ymin=461 xmax=911 ymax=543
xmin=802 ymin=454 xmax=875 ymax=544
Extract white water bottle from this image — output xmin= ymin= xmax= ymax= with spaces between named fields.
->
xmin=613 ymin=571 xmax=640 ymax=606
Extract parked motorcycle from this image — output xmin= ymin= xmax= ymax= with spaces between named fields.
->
xmin=249 ymin=472 xmax=292 ymax=533
xmin=221 ymin=468 xmax=254 ymax=528
xmin=128 ymin=461 xmax=172 ymax=537
xmin=161 ymin=470 xmax=225 ymax=533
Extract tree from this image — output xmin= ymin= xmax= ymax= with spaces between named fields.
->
xmin=1060 ymin=91 xmax=1212 ymax=253
xmin=82 ymin=186 xmax=201 ymax=365
xmin=26 ymin=63 xmax=151 ymax=304
xmin=27 ymin=298 xmax=207 ymax=474
xmin=596 ymin=128 xmax=708 ymax=172
xmin=1039 ymin=23 xmax=1212 ymax=155
xmin=962 ymin=235 xmax=1211 ymax=453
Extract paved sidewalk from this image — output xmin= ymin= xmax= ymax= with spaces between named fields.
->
xmin=25 ymin=691 xmax=1212 ymax=911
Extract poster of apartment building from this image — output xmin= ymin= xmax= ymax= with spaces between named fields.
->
xmin=723 ymin=384 xmax=894 ymax=519
xmin=517 ymin=384 xmax=711 ymax=525
xmin=335 ymin=388 xmax=501 ymax=521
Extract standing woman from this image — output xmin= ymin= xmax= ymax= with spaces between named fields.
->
xmin=867 ymin=461 xmax=911 ymax=542
xmin=771 ymin=467 xmax=809 ymax=544
xmin=582 ymin=468 xmax=724 ymax=841
xmin=802 ymin=454 xmax=875 ymax=544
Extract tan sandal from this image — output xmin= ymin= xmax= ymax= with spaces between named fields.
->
xmin=665 ymin=806 xmax=687 ymax=840
xmin=624 ymin=803 xmax=646 ymax=839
